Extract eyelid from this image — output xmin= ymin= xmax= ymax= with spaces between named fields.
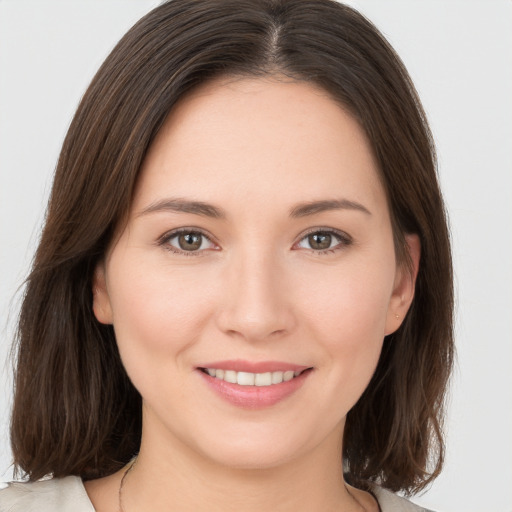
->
xmin=156 ymin=226 xmax=352 ymax=256
xmin=157 ymin=227 xmax=220 ymax=255
xmin=293 ymin=227 xmax=353 ymax=252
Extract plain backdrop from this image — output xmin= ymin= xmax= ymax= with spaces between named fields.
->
xmin=1 ymin=1 xmax=511 ymax=511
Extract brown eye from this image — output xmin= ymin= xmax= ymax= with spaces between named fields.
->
xmin=296 ymin=230 xmax=351 ymax=253
xmin=308 ymin=232 xmax=332 ymax=250
xmin=178 ymin=232 xmax=202 ymax=251
xmin=166 ymin=231 xmax=215 ymax=253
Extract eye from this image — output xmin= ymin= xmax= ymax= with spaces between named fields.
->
xmin=163 ymin=230 xmax=217 ymax=254
xmin=295 ymin=230 xmax=351 ymax=253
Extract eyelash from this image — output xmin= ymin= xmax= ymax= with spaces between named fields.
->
xmin=294 ymin=227 xmax=353 ymax=255
xmin=157 ymin=228 xmax=218 ymax=257
xmin=157 ymin=227 xmax=352 ymax=257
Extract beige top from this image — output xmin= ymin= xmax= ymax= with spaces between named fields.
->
xmin=0 ymin=475 xmax=434 ymax=511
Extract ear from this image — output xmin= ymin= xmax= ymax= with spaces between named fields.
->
xmin=385 ymin=234 xmax=421 ymax=335
xmin=92 ymin=262 xmax=113 ymax=324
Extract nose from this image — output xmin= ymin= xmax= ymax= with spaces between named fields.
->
xmin=215 ymin=251 xmax=296 ymax=343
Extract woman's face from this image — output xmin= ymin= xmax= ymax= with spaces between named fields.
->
xmin=94 ymin=77 xmax=417 ymax=470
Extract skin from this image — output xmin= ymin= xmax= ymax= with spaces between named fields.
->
xmin=87 ymin=76 xmax=420 ymax=512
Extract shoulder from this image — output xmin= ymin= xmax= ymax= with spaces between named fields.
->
xmin=0 ymin=476 xmax=95 ymax=512
xmin=371 ymin=485 xmax=436 ymax=512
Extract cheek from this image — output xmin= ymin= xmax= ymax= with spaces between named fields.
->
xmin=296 ymin=255 xmax=394 ymax=395
xmin=299 ymin=258 xmax=394 ymax=341
xmin=106 ymin=254 xmax=217 ymax=374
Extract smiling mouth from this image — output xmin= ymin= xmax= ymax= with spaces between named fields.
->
xmin=199 ymin=368 xmax=311 ymax=386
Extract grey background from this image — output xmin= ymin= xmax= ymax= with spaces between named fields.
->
xmin=1 ymin=1 xmax=511 ymax=510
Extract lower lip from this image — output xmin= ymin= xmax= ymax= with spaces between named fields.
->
xmin=198 ymin=369 xmax=311 ymax=409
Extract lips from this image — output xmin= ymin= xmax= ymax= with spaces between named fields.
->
xmin=197 ymin=360 xmax=312 ymax=409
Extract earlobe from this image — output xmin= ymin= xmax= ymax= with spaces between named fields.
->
xmin=385 ymin=234 xmax=421 ymax=335
xmin=92 ymin=262 xmax=113 ymax=324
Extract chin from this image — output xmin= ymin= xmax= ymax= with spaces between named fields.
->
xmin=185 ymin=418 xmax=334 ymax=472
xmin=200 ymin=439 xmax=303 ymax=471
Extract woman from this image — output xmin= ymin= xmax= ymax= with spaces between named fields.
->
xmin=0 ymin=1 xmax=453 ymax=511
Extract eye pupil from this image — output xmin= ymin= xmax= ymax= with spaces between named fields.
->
xmin=309 ymin=233 xmax=331 ymax=250
xmin=178 ymin=232 xmax=202 ymax=251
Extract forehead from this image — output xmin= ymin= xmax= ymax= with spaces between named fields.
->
xmin=134 ymin=76 xmax=387 ymax=217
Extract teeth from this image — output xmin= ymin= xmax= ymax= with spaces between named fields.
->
xmin=224 ymin=370 xmax=237 ymax=384
xmin=254 ymin=372 xmax=272 ymax=386
xmin=283 ymin=370 xmax=294 ymax=382
xmin=271 ymin=371 xmax=284 ymax=384
xmin=204 ymin=368 xmax=304 ymax=386
xmin=237 ymin=372 xmax=255 ymax=386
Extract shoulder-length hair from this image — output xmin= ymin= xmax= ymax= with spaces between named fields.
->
xmin=11 ymin=0 xmax=453 ymax=494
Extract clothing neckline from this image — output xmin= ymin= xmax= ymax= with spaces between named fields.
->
xmin=1 ymin=474 xmax=429 ymax=512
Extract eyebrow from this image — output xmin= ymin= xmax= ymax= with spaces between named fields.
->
xmin=138 ymin=198 xmax=226 ymax=219
xmin=289 ymin=199 xmax=371 ymax=218
xmin=138 ymin=197 xmax=371 ymax=219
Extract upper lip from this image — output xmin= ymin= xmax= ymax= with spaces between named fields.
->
xmin=197 ymin=360 xmax=311 ymax=373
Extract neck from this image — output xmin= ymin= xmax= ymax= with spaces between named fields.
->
xmin=121 ymin=422 xmax=364 ymax=512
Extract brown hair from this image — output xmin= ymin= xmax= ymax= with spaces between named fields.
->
xmin=10 ymin=0 xmax=453 ymax=494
